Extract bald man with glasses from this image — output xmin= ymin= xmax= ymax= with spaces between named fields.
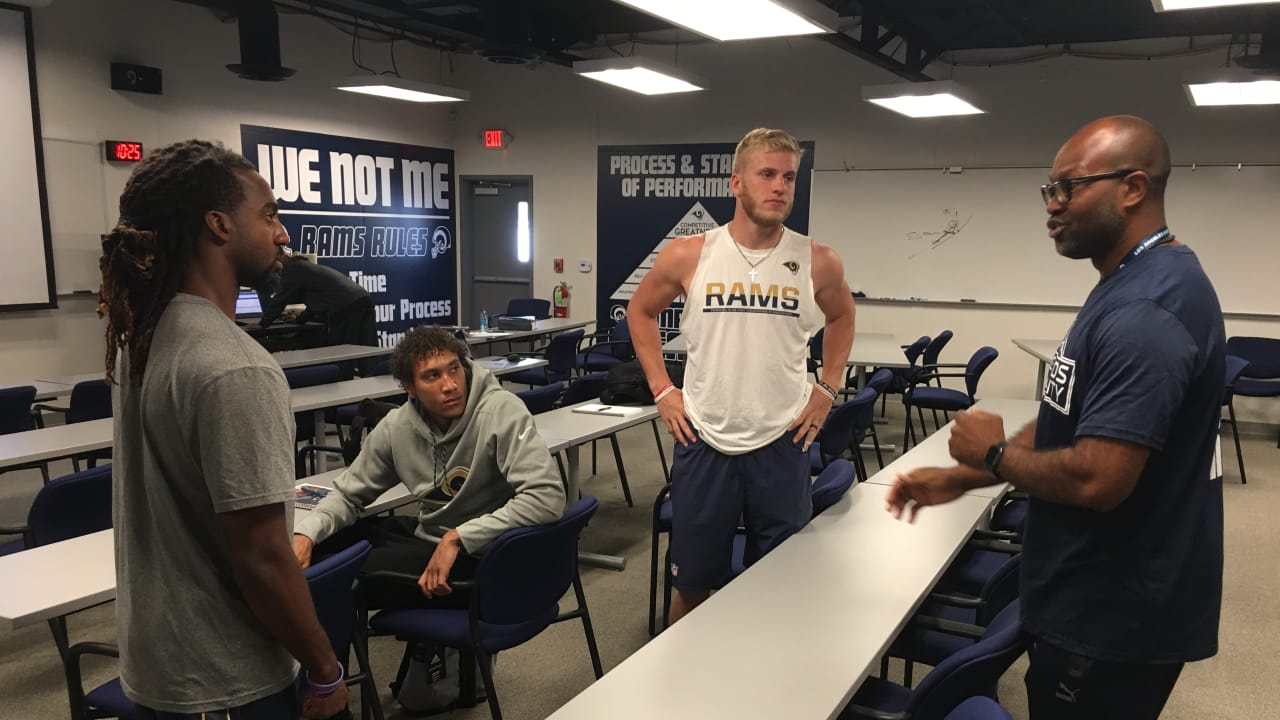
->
xmin=888 ymin=116 xmax=1225 ymax=720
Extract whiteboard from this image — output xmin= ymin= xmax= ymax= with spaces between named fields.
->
xmin=0 ymin=6 xmax=54 ymax=308
xmin=811 ymin=165 xmax=1280 ymax=315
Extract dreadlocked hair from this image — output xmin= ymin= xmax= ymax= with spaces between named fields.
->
xmin=98 ymin=140 xmax=256 ymax=385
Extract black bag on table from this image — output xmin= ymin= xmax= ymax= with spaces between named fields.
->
xmin=600 ymin=359 xmax=684 ymax=406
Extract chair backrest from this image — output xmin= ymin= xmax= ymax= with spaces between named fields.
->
xmin=923 ymin=330 xmax=954 ymax=367
xmin=0 ymin=385 xmax=37 ymax=435
xmin=809 ymin=328 xmax=826 ymax=366
xmin=1224 ymin=354 xmax=1251 ymax=393
xmin=1225 ymin=336 xmax=1280 ymax=379
xmin=945 ymin=697 xmax=1014 ymax=720
xmin=473 ymin=496 xmax=598 ymax=625
xmin=866 ymin=368 xmax=894 ymax=394
xmin=818 ymin=393 xmax=865 ymax=460
xmin=285 ymin=364 xmax=342 ymax=389
xmin=562 ymin=372 xmax=607 ymax=405
xmin=68 ymin=380 xmax=112 ymax=424
xmin=975 ymin=553 xmax=1022 ymax=627
xmin=506 ymin=298 xmax=551 ymax=319
xmin=964 ymin=347 xmax=1000 ymax=398
xmin=342 ymin=398 xmax=400 ymax=465
xmin=305 ymin=540 xmax=372 ymax=662
xmin=27 ymin=464 xmax=114 ymax=547
xmin=546 ymin=329 xmax=586 ymax=372
xmin=811 ymin=459 xmax=857 ymax=517
xmin=908 ymin=600 xmax=1028 ymax=720
xmin=516 ymin=382 xmax=564 ymax=415
xmin=610 ymin=317 xmax=632 ymax=344
xmin=904 ymin=335 xmax=931 ymax=365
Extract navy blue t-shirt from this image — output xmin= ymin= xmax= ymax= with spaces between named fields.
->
xmin=1025 ymin=243 xmax=1225 ymax=664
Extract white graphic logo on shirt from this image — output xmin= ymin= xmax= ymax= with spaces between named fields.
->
xmin=1043 ymin=350 xmax=1077 ymax=415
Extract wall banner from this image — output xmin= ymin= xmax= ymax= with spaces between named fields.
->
xmin=241 ymin=124 xmax=457 ymax=347
xmin=595 ymin=141 xmax=815 ymax=339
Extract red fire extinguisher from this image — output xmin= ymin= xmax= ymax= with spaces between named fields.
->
xmin=553 ymin=282 xmax=570 ymax=318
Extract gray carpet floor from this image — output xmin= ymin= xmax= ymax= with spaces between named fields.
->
xmin=1 ymin=403 xmax=1275 ymax=720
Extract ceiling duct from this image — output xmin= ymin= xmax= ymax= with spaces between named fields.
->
xmin=226 ymin=0 xmax=296 ymax=81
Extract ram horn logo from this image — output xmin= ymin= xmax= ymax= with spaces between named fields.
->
xmin=782 ymin=261 xmax=799 ymax=275
xmin=430 ymin=227 xmax=452 ymax=259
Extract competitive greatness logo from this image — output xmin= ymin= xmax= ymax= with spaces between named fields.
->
xmin=241 ymin=125 xmax=458 ymax=345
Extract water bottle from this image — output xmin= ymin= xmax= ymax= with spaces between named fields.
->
xmin=479 ymin=308 xmax=488 ymax=333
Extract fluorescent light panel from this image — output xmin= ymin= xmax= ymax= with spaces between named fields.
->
xmin=862 ymin=81 xmax=985 ymax=118
xmin=573 ymin=57 xmax=704 ymax=95
xmin=613 ymin=0 xmax=837 ymax=41
xmin=516 ymin=201 xmax=531 ymax=263
xmin=334 ymin=76 xmax=469 ymax=103
xmin=1152 ymin=0 xmax=1280 ymax=11
xmin=1186 ymin=78 xmax=1280 ymax=105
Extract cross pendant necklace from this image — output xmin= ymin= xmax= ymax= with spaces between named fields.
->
xmin=733 ymin=237 xmax=780 ymax=282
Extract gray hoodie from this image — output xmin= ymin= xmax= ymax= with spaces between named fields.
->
xmin=294 ymin=364 xmax=566 ymax=552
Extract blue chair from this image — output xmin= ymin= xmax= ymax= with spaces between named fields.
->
xmin=945 ymin=697 xmax=1014 ymax=720
xmin=0 ymin=385 xmax=49 ymax=484
xmin=903 ymin=347 xmax=999 ymax=449
xmin=515 ymin=382 xmax=564 ymax=415
xmin=503 ymin=329 xmax=585 ymax=387
xmin=842 ymin=601 xmax=1028 ymax=720
xmin=505 ymin=297 xmax=551 ymax=319
xmin=889 ymin=554 xmax=1022 ymax=687
xmin=576 ymin=317 xmax=633 ymax=373
xmin=34 ymin=379 xmax=113 ymax=471
xmin=67 ymin=540 xmax=381 ymax=720
xmin=919 ymin=330 xmax=956 ymax=427
xmin=367 ymin=497 xmax=604 ymax=720
xmin=332 ymin=355 xmax=396 ymax=438
xmin=1223 ymin=354 xmax=1251 ymax=484
xmin=284 ymin=363 xmax=342 ymax=445
xmin=808 ymin=327 xmax=826 ymax=380
xmin=810 ymin=387 xmax=880 ymax=481
xmin=879 ymin=335 xmax=931 ymax=416
xmin=1225 ymin=336 xmax=1280 ymax=448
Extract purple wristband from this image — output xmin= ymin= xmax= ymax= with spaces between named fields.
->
xmin=306 ymin=662 xmax=345 ymax=698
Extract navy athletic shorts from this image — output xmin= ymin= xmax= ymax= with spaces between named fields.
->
xmin=668 ymin=429 xmax=812 ymax=592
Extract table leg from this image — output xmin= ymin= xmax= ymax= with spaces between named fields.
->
xmin=563 ymin=445 xmax=626 ymax=571
xmin=1034 ymin=361 xmax=1047 ymax=400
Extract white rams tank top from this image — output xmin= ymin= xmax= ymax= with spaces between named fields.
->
xmin=681 ymin=225 xmax=823 ymax=454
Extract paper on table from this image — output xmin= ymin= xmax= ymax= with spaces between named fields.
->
xmin=571 ymin=403 xmax=645 ymax=417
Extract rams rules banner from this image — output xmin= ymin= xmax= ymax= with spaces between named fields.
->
xmin=241 ymin=125 xmax=457 ymax=347
xmin=596 ymin=141 xmax=815 ymax=338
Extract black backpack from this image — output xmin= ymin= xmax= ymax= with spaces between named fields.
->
xmin=600 ymin=360 xmax=684 ymax=406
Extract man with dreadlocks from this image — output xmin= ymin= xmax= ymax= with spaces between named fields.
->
xmin=101 ymin=140 xmax=348 ymax=719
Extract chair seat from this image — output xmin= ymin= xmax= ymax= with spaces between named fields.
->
xmin=939 ymin=549 xmax=1009 ymax=596
xmin=86 ymin=678 xmax=137 ymax=718
xmin=370 ymin=603 xmax=559 ymax=654
xmin=576 ymin=351 xmax=625 ymax=372
xmin=1234 ymin=378 xmax=1280 ymax=397
xmin=947 ymin=696 xmax=1013 ymax=720
xmin=889 ymin=603 xmax=978 ymax=668
xmin=657 ymin=500 xmax=672 ymax=529
xmin=849 ymin=675 xmax=913 ymax=713
xmin=908 ymin=387 xmax=973 ymax=411
xmin=990 ymin=500 xmax=1027 ymax=533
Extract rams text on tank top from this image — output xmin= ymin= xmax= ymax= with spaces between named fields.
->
xmin=681 ymin=225 xmax=823 ymax=454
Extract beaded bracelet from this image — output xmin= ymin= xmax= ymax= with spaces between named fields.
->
xmin=307 ymin=662 xmax=345 ymax=698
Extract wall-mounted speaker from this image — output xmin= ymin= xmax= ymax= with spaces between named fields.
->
xmin=110 ymin=62 xmax=163 ymax=95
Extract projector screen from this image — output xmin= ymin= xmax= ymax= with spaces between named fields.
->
xmin=0 ymin=5 xmax=55 ymax=310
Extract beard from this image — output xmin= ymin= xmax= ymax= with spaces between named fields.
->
xmin=740 ymin=191 xmax=792 ymax=229
xmin=1053 ymin=203 xmax=1125 ymax=261
xmin=242 ymin=254 xmax=286 ymax=294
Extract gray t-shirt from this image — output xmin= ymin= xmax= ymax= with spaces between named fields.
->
xmin=113 ymin=293 xmax=298 ymax=712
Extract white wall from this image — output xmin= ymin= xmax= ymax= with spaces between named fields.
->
xmin=4 ymin=4 xmax=1277 ymax=427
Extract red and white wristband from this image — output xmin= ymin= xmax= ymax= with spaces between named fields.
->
xmin=653 ymin=382 xmax=676 ymax=403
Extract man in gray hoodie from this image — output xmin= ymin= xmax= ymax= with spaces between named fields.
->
xmin=292 ymin=325 xmax=565 ymax=607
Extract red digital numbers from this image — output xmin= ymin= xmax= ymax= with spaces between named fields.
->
xmin=106 ymin=141 xmax=143 ymax=162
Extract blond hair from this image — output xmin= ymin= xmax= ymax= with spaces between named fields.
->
xmin=732 ymin=128 xmax=803 ymax=173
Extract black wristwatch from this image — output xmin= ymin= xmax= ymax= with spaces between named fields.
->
xmin=984 ymin=440 xmax=1009 ymax=479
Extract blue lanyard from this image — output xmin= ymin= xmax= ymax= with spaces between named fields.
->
xmin=1117 ymin=227 xmax=1173 ymax=270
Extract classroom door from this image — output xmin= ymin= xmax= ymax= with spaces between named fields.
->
xmin=459 ymin=177 xmax=533 ymax=328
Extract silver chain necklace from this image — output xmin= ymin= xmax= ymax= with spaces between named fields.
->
xmin=732 ymin=237 xmax=782 ymax=282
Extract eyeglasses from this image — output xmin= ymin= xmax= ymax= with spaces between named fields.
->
xmin=1040 ymin=169 xmax=1137 ymax=206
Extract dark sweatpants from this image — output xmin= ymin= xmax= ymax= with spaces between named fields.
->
xmin=314 ymin=515 xmax=477 ymax=611
xmin=1025 ymin=639 xmax=1184 ymax=720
